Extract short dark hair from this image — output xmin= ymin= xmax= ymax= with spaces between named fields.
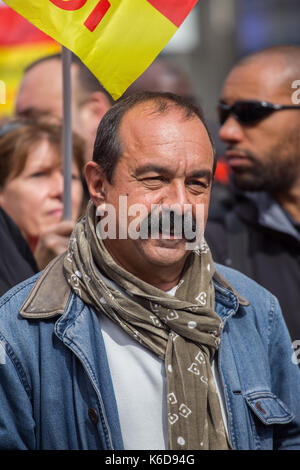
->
xmin=24 ymin=53 xmax=114 ymax=105
xmin=93 ymin=91 xmax=216 ymax=183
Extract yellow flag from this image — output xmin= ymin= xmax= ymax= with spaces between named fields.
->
xmin=0 ymin=3 xmax=60 ymax=117
xmin=3 ymin=0 xmax=198 ymax=99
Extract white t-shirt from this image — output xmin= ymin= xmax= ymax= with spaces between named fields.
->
xmin=99 ymin=275 xmax=228 ymax=450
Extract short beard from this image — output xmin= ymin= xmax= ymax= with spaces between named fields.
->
xmin=232 ymin=138 xmax=300 ymax=193
xmin=232 ymin=163 xmax=297 ymax=193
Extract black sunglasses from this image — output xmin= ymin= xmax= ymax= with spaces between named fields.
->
xmin=218 ymin=100 xmax=300 ymax=125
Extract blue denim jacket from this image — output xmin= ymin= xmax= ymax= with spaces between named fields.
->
xmin=0 ymin=257 xmax=299 ymax=450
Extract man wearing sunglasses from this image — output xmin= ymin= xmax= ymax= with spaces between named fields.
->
xmin=206 ymin=45 xmax=300 ymax=345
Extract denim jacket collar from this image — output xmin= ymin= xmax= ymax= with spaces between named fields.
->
xmin=20 ymin=254 xmax=69 ymax=319
xmin=19 ymin=255 xmax=249 ymax=322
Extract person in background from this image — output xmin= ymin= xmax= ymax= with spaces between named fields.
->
xmin=124 ymin=57 xmax=197 ymax=104
xmin=206 ymin=45 xmax=300 ymax=343
xmin=0 ymin=120 xmax=84 ymax=295
xmin=0 ymin=205 xmax=38 ymax=297
xmin=15 ymin=53 xmax=113 ymax=163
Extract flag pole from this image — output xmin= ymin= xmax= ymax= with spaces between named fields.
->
xmin=62 ymin=46 xmax=72 ymax=220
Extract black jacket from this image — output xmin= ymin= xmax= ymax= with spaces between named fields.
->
xmin=0 ymin=208 xmax=38 ymax=297
xmin=206 ymin=190 xmax=300 ymax=343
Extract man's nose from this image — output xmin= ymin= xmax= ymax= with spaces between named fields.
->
xmin=218 ymin=116 xmax=244 ymax=144
xmin=164 ymin=180 xmax=190 ymax=208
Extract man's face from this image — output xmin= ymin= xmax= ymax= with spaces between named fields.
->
xmin=16 ymin=60 xmax=73 ymax=121
xmin=95 ymin=105 xmax=214 ymax=280
xmin=219 ymin=60 xmax=300 ymax=193
xmin=15 ymin=59 xmax=110 ymax=162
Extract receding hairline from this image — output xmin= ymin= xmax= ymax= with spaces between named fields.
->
xmin=233 ymin=45 xmax=300 ymax=78
xmin=24 ymin=53 xmax=62 ymax=74
xmin=118 ymin=98 xmax=215 ymax=153
xmin=22 ymin=53 xmax=113 ymax=104
xmin=122 ymin=98 xmax=202 ymax=122
xmin=116 ymin=99 xmax=215 ymax=180
xmin=92 ymin=91 xmax=217 ymax=183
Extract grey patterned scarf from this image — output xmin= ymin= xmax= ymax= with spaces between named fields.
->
xmin=63 ymin=202 xmax=230 ymax=450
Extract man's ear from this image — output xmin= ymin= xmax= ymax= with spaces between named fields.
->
xmin=85 ymin=161 xmax=107 ymax=206
xmin=0 ymin=186 xmax=5 ymax=206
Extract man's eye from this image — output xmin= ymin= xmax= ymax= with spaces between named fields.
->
xmin=186 ymin=180 xmax=209 ymax=194
xmin=141 ymin=176 xmax=166 ymax=185
xmin=30 ymin=172 xmax=45 ymax=178
xmin=142 ymin=176 xmax=165 ymax=181
xmin=187 ymin=180 xmax=207 ymax=187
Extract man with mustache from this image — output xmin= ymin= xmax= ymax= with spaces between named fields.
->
xmin=206 ymin=45 xmax=300 ymax=343
xmin=0 ymin=92 xmax=299 ymax=450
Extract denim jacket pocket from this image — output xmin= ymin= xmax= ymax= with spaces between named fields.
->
xmin=244 ymin=391 xmax=295 ymax=425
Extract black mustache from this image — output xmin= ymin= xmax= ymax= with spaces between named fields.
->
xmin=139 ymin=210 xmax=197 ymax=240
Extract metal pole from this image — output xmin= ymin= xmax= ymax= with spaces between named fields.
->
xmin=62 ymin=46 xmax=72 ymax=220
